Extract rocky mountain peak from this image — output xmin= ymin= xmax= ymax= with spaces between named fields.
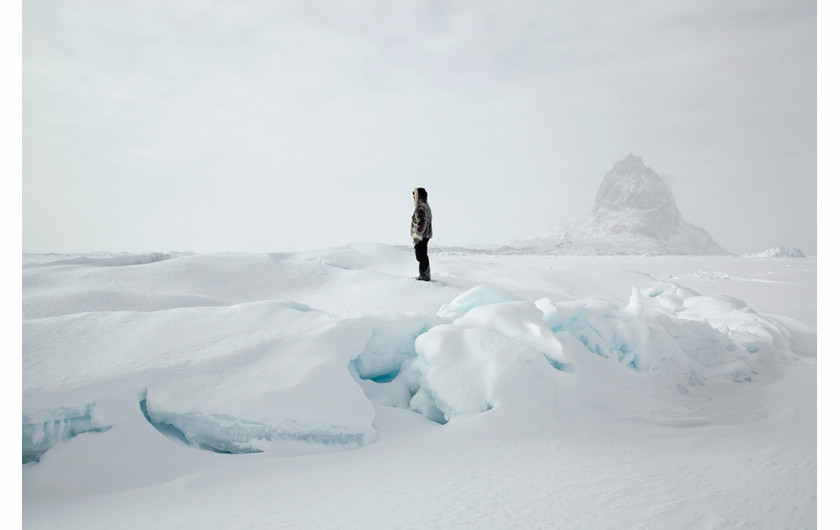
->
xmin=589 ymin=154 xmax=681 ymax=240
xmin=513 ymin=155 xmax=729 ymax=255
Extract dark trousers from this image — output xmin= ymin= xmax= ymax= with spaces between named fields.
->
xmin=414 ymin=238 xmax=430 ymax=280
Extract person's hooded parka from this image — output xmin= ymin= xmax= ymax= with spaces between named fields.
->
xmin=411 ymin=188 xmax=433 ymax=243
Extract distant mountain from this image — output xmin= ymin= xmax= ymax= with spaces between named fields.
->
xmin=515 ymin=155 xmax=730 ymax=255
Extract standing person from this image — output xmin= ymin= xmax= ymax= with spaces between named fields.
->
xmin=411 ymin=187 xmax=433 ymax=281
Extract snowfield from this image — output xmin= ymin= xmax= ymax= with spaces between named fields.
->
xmin=22 ymin=245 xmax=817 ymax=529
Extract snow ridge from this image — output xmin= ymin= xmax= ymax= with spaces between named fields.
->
xmin=25 ymin=279 xmax=787 ymax=454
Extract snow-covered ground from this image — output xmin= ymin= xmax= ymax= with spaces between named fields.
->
xmin=22 ymin=244 xmax=817 ymax=529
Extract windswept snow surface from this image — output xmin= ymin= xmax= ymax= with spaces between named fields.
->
xmin=23 ymin=245 xmax=816 ymax=529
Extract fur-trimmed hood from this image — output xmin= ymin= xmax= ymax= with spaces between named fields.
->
xmin=413 ymin=187 xmax=428 ymax=206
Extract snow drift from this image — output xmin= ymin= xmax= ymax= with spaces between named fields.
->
xmin=24 ymin=250 xmax=799 ymax=457
xmin=22 ymin=247 xmax=816 ymax=529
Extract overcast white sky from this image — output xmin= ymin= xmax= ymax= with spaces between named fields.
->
xmin=22 ymin=0 xmax=817 ymax=254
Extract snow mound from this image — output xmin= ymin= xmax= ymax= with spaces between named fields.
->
xmin=134 ymin=313 xmax=391 ymax=454
xmin=538 ymin=281 xmax=790 ymax=379
xmin=408 ymin=300 xmax=571 ymax=423
xmin=436 ymin=284 xmax=521 ymax=319
xmin=24 ymin=277 xmax=793 ymax=458
xmin=22 ymin=249 xmax=799 ymax=461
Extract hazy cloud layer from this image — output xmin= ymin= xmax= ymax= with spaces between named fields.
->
xmin=23 ymin=0 xmax=816 ymax=254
